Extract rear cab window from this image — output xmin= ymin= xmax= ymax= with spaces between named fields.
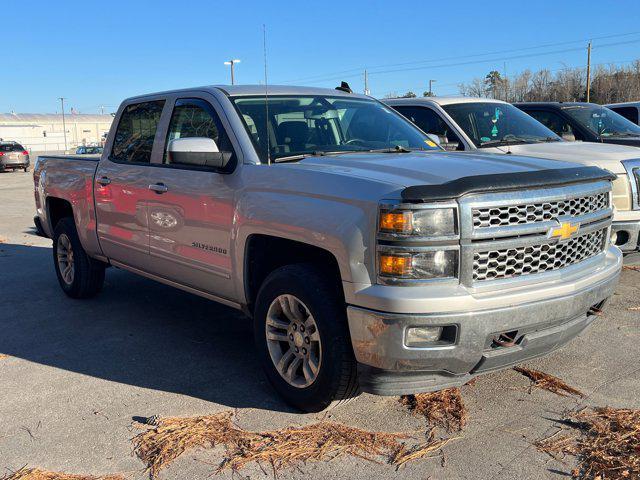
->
xmin=111 ymin=100 xmax=165 ymax=163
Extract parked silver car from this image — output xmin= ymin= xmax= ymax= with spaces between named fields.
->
xmin=0 ymin=142 xmax=30 ymax=172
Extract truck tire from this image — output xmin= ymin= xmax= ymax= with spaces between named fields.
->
xmin=52 ymin=217 xmax=105 ymax=299
xmin=254 ymin=264 xmax=360 ymax=412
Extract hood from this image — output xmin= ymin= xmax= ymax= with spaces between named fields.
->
xmin=291 ymin=151 xmax=591 ymax=188
xmin=482 ymin=141 xmax=640 ymax=174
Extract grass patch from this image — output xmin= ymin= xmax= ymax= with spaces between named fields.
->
xmin=0 ymin=467 xmax=124 ymax=480
xmin=400 ymin=388 xmax=467 ymax=432
xmin=132 ymin=411 xmax=451 ymax=477
xmin=514 ymin=366 xmax=584 ymax=398
xmin=537 ymin=407 xmax=640 ymax=479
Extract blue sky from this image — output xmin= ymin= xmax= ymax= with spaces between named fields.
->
xmin=4 ymin=0 xmax=640 ymax=113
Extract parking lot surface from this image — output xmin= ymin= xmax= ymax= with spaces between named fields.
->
xmin=1 ymin=169 xmax=639 ymax=479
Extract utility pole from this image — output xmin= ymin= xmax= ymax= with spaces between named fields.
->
xmin=364 ymin=69 xmax=370 ymax=95
xmin=99 ymin=105 xmax=105 ymax=115
xmin=59 ymin=97 xmax=67 ymax=152
xmin=224 ymin=59 xmax=241 ymax=85
xmin=586 ymin=41 xmax=592 ymax=103
xmin=428 ymin=79 xmax=436 ymax=96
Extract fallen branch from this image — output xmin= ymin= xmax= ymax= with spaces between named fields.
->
xmin=400 ymin=388 xmax=467 ymax=432
xmin=0 ymin=467 xmax=124 ymax=480
xmin=536 ymin=407 xmax=640 ymax=479
xmin=132 ymin=411 xmax=447 ymax=477
xmin=514 ymin=366 xmax=584 ymax=398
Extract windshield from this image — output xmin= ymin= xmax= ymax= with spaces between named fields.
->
xmin=562 ymin=105 xmax=640 ymax=138
xmin=443 ymin=102 xmax=560 ymax=148
xmin=231 ymin=95 xmax=439 ymax=162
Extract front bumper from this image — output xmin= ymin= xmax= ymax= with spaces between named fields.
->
xmin=347 ymin=248 xmax=621 ymax=396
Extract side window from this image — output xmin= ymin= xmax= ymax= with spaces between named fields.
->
xmin=111 ymin=100 xmax=165 ymax=163
xmin=610 ymin=106 xmax=639 ymax=125
xmin=394 ymin=106 xmax=463 ymax=150
xmin=164 ymin=98 xmax=234 ymax=165
xmin=526 ymin=110 xmax=580 ymax=140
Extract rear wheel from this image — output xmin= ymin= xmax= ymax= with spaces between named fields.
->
xmin=52 ymin=217 xmax=105 ymax=298
xmin=254 ymin=264 xmax=359 ymax=412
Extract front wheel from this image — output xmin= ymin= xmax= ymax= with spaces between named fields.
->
xmin=52 ymin=217 xmax=105 ymax=298
xmin=254 ymin=264 xmax=359 ymax=412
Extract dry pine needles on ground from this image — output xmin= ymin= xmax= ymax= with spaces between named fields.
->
xmin=0 ymin=467 xmax=124 ymax=480
xmin=400 ymin=388 xmax=468 ymax=432
xmin=536 ymin=407 xmax=640 ymax=479
xmin=514 ymin=366 xmax=584 ymax=398
xmin=132 ymin=412 xmax=449 ymax=477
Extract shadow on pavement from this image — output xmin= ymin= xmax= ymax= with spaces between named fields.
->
xmin=0 ymin=242 xmax=293 ymax=413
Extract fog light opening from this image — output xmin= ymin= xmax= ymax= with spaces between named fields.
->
xmin=405 ymin=325 xmax=457 ymax=348
xmin=613 ymin=230 xmax=630 ymax=247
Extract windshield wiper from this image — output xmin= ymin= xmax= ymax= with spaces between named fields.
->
xmin=363 ymin=145 xmax=415 ymax=153
xmin=273 ymin=151 xmax=329 ymax=163
xmin=606 ymin=132 xmax=640 ymax=138
xmin=533 ymin=136 xmax=561 ymax=143
xmin=479 ymin=138 xmax=530 ymax=147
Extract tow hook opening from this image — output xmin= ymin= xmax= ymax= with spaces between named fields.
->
xmin=491 ymin=330 xmax=520 ymax=349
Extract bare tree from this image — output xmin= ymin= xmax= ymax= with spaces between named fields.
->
xmin=458 ymin=60 xmax=640 ymax=104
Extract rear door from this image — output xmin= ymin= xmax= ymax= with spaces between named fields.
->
xmin=94 ymin=99 xmax=165 ymax=268
xmin=142 ymin=95 xmax=239 ymax=300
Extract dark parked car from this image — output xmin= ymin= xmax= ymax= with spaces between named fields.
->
xmin=515 ymin=102 xmax=640 ymax=148
xmin=0 ymin=142 xmax=30 ymax=172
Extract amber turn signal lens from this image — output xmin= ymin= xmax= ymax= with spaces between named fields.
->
xmin=379 ymin=211 xmax=413 ymax=233
xmin=379 ymin=254 xmax=413 ymax=276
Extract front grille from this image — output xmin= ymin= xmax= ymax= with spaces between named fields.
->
xmin=473 ymin=228 xmax=606 ymax=281
xmin=472 ymin=192 xmax=608 ymax=229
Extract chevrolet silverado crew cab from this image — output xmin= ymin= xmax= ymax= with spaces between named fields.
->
xmin=34 ymin=85 xmax=622 ymax=412
xmin=386 ymin=97 xmax=640 ymax=259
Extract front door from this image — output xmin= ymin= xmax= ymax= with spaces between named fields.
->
xmin=143 ymin=97 xmax=237 ymax=300
xmin=94 ymin=100 xmax=165 ymax=269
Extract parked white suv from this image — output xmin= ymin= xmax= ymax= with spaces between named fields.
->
xmin=386 ymin=97 xmax=640 ymax=260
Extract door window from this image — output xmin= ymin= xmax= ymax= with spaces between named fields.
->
xmin=526 ymin=110 xmax=581 ymax=140
xmin=164 ymin=98 xmax=234 ymax=166
xmin=111 ymin=101 xmax=165 ymax=163
xmin=609 ymin=106 xmax=639 ymax=124
xmin=393 ymin=106 xmax=463 ymax=150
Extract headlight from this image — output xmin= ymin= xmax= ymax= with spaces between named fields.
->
xmin=378 ymin=248 xmax=459 ymax=280
xmin=379 ymin=207 xmax=457 ymax=238
xmin=612 ymin=175 xmax=632 ymax=211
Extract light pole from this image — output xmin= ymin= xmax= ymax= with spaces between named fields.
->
xmin=224 ymin=59 xmax=241 ymax=85
xmin=59 ymin=97 xmax=68 ymax=152
xmin=428 ymin=79 xmax=436 ymax=96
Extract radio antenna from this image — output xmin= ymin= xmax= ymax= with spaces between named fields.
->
xmin=263 ymin=24 xmax=271 ymax=165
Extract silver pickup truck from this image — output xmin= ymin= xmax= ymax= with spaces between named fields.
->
xmin=34 ymin=85 xmax=622 ymax=412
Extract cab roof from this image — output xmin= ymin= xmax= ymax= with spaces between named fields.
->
xmin=125 ymin=85 xmax=371 ymax=103
xmin=384 ymin=96 xmax=507 ymax=106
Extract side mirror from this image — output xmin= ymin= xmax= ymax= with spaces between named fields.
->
xmin=168 ymin=137 xmax=232 ymax=169
xmin=561 ymin=132 xmax=576 ymax=142
xmin=426 ymin=133 xmax=441 ymax=145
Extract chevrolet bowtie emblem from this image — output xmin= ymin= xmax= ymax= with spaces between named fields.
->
xmin=549 ymin=221 xmax=580 ymax=241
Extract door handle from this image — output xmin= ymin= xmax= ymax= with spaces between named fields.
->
xmin=148 ymin=183 xmax=168 ymax=194
xmin=96 ymin=176 xmax=111 ymax=186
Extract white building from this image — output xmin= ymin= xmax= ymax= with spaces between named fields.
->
xmin=0 ymin=113 xmax=114 ymax=152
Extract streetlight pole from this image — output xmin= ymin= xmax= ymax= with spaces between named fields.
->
xmin=224 ymin=59 xmax=241 ymax=85
xmin=59 ymin=97 xmax=68 ymax=152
